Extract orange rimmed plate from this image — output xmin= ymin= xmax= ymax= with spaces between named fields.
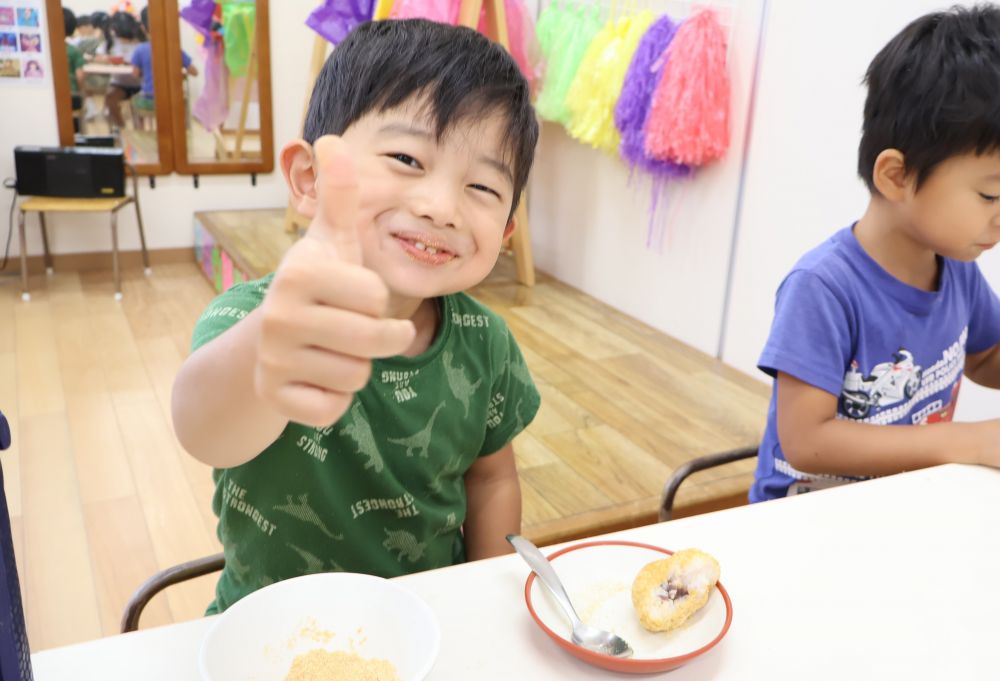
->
xmin=523 ymin=540 xmax=733 ymax=674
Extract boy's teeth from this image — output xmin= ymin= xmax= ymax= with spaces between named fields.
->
xmin=410 ymin=240 xmax=442 ymax=256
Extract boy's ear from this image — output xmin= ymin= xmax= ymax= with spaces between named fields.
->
xmin=871 ymin=149 xmax=913 ymax=202
xmin=502 ymin=199 xmax=523 ymax=240
xmin=503 ymin=216 xmax=516 ymax=241
xmin=280 ymin=139 xmax=319 ymax=218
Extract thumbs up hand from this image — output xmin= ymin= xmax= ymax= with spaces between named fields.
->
xmin=255 ymin=136 xmax=416 ymax=427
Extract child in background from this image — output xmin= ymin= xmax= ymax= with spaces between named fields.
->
xmin=130 ymin=7 xmax=198 ymax=108
xmin=171 ymin=19 xmax=540 ymax=614
xmin=101 ymin=11 xmax=144 ymax=130
xmin=752 ymin=5 xmax=1000 ymax=502
xmin=70 ymin=14 xmax=103 ymax=56
xmin=62 ymin=8 xmax=85 ymax=129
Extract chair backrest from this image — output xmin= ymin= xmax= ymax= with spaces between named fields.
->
xmin=120 ymin=552 xmax=225 ymax=633
xmin=0 ymin=411 xmax=10 ymax=451
xmin=0 ymin=411 xmax=32 ymax=681
xmin=659 ymin=446 xmax=758 ymax=522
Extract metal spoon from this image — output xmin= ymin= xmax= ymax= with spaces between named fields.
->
xmin=507 ymin=534 xmax=634 ymax=659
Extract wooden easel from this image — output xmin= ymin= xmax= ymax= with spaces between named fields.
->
xmin=216 ymin=10 xmax=262 ymax=162
xmin=282 ymin=0 xmax=536 ymax=286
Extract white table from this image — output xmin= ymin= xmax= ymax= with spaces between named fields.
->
xmin=81 ymin=63 xmax=135 ymax=76
xmin=32 ymin=464 xmax=1000 ymax=680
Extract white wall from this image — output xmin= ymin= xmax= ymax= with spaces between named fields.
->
xmin=528 ymin=0 xmax=767 ymax=356
xmin=8 ymin=1 xmax=998 ymax=416
xmin=1 ymin=0 xmax=58 ymax=209
xmin=720 ymin=0 xmax=1000 ymax=420
xmin=63 ymin=0 xmax=143 ymax=16
xmin=5 ymin=0 xmax=315 ymax=258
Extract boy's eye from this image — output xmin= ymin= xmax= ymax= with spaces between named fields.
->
xmin=469 ymin=183 xmax=501 ymax=199
xmin=388 ymin=153 xmax=422 ymax=170
xmin=979 ymin=192 xmax=1000 ymax=203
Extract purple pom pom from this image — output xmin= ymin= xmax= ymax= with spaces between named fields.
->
xmin=307 ymin=0 xmax=375 ymax=45
xmin=614 ymin=14 xmax=690 ymax=179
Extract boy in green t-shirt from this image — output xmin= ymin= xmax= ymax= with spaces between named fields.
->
xmin=62 ymin=8 xmax=85 ymax=128
xmin=172 ymin=19 xmax=541 ymax=613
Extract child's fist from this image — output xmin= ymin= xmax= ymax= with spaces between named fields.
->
xmin=254 ymin=136 xmax=416 ymax=427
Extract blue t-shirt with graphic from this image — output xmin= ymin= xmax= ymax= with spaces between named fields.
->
xmin=752 ymin=225 xmax=1000 ymax=502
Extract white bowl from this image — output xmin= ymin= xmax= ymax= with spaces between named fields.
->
xmin=199 ymin=572 xmax=440 ymax=681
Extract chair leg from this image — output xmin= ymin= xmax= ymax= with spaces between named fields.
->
xmin=17 ymin=210 xmax=29 ymax=302
xmin=39 ymin=212 xmax=53 ymax=274
xmin=132 ymin=201 xmax=151 ymax=275
xmin=110 ymin=210 xmax=122 ymax=300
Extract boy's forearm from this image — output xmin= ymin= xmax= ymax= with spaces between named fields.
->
xmin=464 ymin=466 xmax=521 ymax=561
xmin=172 ymin=308 xmax=289 ymax=468
xmin=784 ymin=418 xmax=997 ymax=477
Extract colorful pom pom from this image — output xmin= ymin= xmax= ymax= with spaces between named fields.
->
xmin=644 ymin=8 xmax=730 ymax=166
xmin=614 ymin=13 xmax=690 ymax=178
xmin=535 ymin=3 xmax=603 ymax=123
xmin=566 ymin=11 xmax=655 ymax=153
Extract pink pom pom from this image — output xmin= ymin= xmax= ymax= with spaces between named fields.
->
xmin=390 ymin=0 xmax=459 ymax=25
xmin=644 ymin=8 xmax=730 ymax=166
xmin=477 ymin=0 xmax=544 ymax=93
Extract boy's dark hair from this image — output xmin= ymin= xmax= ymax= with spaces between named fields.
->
xmin=109 ymin=11 xmax=144 ymax=44
xmin=303 ymin=19 xmax=538 ymax=218
xmin=78 ymin=14 xmax=93 ymax=28
xmin=62 ymin=7 xmax=76 ymax=38
xmin=859 ymin=4 xmax=1000 ymax=193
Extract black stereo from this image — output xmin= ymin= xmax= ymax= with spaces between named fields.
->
xmin=14 ymin=145 xmax=125 ymax=198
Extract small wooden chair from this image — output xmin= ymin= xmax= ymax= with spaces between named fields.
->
xmin=131 ymin=94 xmax=157 ymax=131
xmin=17 ymin=163 xmax=151 ymax=301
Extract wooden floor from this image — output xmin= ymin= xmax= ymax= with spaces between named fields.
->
xmin=1 ymin=254 xmax=768 ymax=653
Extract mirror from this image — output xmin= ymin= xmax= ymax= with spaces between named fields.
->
xmin=164 ymin=0 xmax=273 ymax=175
xmin=45 ymin=0 xmax=175 ymax=174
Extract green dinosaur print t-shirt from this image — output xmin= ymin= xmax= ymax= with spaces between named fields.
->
xmin=190 ymin=275 xmax=540 ymax=614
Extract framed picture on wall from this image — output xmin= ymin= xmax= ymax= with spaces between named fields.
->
xmin=0 ymin=0 xmax=47 ymax=84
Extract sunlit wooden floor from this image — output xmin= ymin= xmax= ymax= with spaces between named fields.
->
xmin=1 ymin=255 xmax=768 ymax=652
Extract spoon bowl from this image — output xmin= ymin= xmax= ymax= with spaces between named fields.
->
xmin=507 ymin=534 xmax=634 ymax=659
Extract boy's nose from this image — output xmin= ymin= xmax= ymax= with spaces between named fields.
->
xmin=411 ymin=181 xmax=460 ymax=229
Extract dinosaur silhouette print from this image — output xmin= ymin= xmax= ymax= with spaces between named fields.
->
xmin=443 ymin=350 xmax=482 ymax=418
xmin=388 ymin=402 xmax=446 ymax=458
xmin=287 ymin=542 xmax=345 ymax=574
xmin=433 ymin=512 xmax=460 ymax=538
xmin=287 ymin=542 xmax=325 ymax=573
xmin=225 ymin=550 xmax=253 ymax=581
xmin=509 ymin=398 xmax=525 ymax=435
xmin=382 ymin=528 xmax=427 ymax=563
xmin=506 ymin=353 xmax=534 ymax=391
xmin=426 ymin=452 xmax=465 ymax=498
xmin=273 ymin=493 xmax=344 ymax=540
xmin=340 ymin=402 xmax=384 ymax=473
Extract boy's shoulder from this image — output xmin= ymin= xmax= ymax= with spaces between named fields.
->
xmin=784 ymin=226 xmax=858 ymax=285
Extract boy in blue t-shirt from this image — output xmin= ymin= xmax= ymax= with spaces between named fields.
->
xmin=131 ymin=8 xmax=197 ymax=101
xmin=753 ymin=5 xmax=1000 ymax=502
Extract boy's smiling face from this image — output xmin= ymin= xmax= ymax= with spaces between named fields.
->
xmin=903 ymin=152 xmax=1000 ymax=260
xmin=334 ymin=98 xmax=516 ymax=301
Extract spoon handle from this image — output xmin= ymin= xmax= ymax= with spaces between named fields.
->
xmin=507 ymin=534 xmax=582 ymax=626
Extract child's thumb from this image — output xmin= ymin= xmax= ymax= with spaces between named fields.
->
xmin=306 ymin=135 xmax=363 ymax=264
